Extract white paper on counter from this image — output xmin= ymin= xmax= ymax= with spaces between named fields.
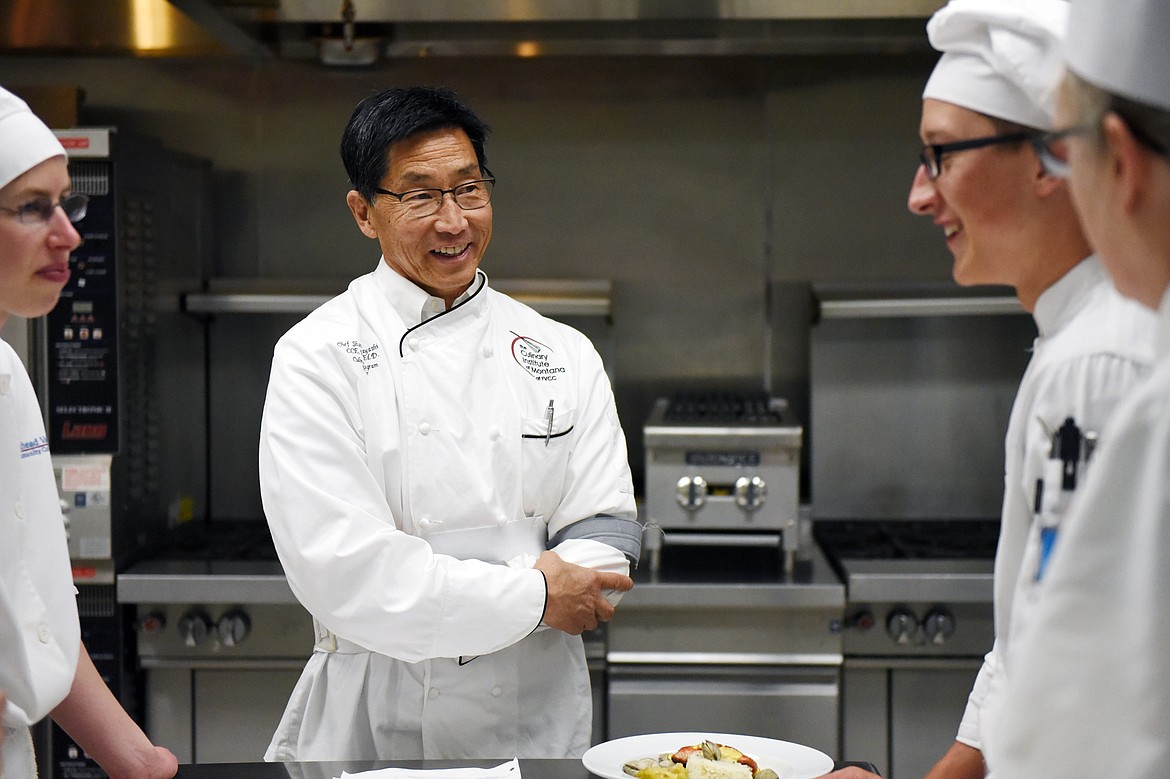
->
xmin=336 ymin=758 xmax=521 ymax=779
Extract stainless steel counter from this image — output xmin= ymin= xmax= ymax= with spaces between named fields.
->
xmin=119 ymin=560 xmax=296 ymax=604
xmin=117 ymin=540 xmax=845 ymax=608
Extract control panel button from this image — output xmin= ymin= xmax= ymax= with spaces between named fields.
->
xmin=178 ymin=610 xmax=212 ymax=648
xmin=733 ymin=476 xmax=767 ymax=510
xmin=137 ymin=611 xmax=167 ymax=636
xmin=923 ymin=607 xmax=957 ymax=645
xmin=675 ymin=475 xmax=708 ymax=510
xmin=885 ymin=606 xmax=919 ymax=645
xmin=216 ymin=609 xmax=252 ymax=648
xmin=845 ymin=608 xmax=876 ymax=632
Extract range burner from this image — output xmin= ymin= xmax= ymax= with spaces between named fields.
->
xmin=662 ymin=391 xmax=787 ymax=425
xmin=814 ymin=518 xmax=1000 ymax=562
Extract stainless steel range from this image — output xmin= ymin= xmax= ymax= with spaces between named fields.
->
xmin=118 ymin=520 xmax=610 ymax=763
xmin=808 ymin=286 xmax=1030 ymax=778
xmin=642 ymin=392 xmax=804 ymax=572
xmin=814 ymin=519 xmax=997 ymax=779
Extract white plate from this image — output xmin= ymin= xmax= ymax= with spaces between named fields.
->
xmin=581 ymin=732 xmax=834 ymax=779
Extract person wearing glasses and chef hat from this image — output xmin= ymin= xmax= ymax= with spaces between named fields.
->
xmin=983 ymin=1 xmax=1170 ymax=776
xmin=258 ymin=86 xmax=640 ymax=762
xmin=0 ymin=85 xmax=178 ymax=779
xmin=821 ymin=2 xmax=1155 ymax=778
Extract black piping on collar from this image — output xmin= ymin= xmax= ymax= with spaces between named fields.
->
xmin=397 ymin=270 xmax=487 ymax=357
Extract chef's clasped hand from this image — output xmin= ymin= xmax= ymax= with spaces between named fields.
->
xmin=535 ymin=550 xmax=634 ymax=634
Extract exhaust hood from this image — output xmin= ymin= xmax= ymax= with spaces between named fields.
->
xmin=0 ymin=0 xmax=946 ymax=61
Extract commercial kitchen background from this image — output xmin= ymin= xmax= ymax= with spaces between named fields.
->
xmin=3 ymin=43 xmax=950 ymax=514
xmin=2 ymin=5 xmax=1033 ymax=776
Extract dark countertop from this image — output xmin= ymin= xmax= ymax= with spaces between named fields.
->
xmin=173 ymin=758 xmax=878 ymax=778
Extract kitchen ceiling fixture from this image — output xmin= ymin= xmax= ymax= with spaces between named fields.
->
xmin=0 ymin=0 xmax=947 ymax=60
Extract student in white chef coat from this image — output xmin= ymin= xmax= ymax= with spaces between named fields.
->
xmin=985 ymin=1 xmax=1170 ymax=777
xmin=0 ymin=86 xmax=177 ymax=779
xmin=259 ymin=86 xmax=639 ymax=762
xmin=823 ymin=2 xmax=1155 ymax=778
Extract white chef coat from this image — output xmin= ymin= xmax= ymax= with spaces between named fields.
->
xmin=985 ymin=281 xmax=1170 ymax=779
xmin=260 ymin=262 xmax=636 ymax=761
xmin=953 ymin=257 xmax=1154 ymax=760
xmin=0 ymin=339 xmax=81 ymax=779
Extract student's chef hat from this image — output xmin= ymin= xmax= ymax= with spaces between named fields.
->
xmin=923 ymin=0 xmax=1069 ymax=130
xmin=1067 ymin=0 xmax=1170 ymax=112
xmin=0 ymin=85 xmax=66 ymax=191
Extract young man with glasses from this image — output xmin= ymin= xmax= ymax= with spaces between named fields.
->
xmin=0 ymin=85 xmax=178 ymax=779
xmin=825 ymin=2 xmax=1154 ymax=778
xmin=987 ymin=0 xmax=1170 ymax=776
xmin=258 ymin=86 xmax=640 ymax=762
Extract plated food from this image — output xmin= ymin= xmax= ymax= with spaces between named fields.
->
xmin=581 ymin=731 xmax=834 ymax=779
xmin=623 ymin=738 xmax=780 ymax=779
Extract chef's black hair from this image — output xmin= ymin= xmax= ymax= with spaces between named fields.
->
xmin=340 ymin=86 xmax=491 ymax=203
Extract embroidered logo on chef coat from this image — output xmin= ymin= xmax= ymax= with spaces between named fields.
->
xmin=510 ymin=333 xmax=565 ymax=382
xmin=20 ymin=435 xmax=49 ymax=459
xmin=336 ymin=340 xmax=381 ymax=374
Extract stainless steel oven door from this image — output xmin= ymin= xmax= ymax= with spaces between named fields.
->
xmin=607 ymin=663 xmax=839 ymax=756
xmin=841 ymin=657 xmax=982 ymax=779
xmin=144 ymin=663 xmax=303 ymax=763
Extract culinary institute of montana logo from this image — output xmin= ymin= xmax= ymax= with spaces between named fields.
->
xmin=511 ymin=332 xmax=566 ymax=382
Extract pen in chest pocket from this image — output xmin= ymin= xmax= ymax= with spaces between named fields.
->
xmin=545 ymin=399 xmax=554 ymax=446
xmin=1033 ymin=417 xmax=1095 ymax=581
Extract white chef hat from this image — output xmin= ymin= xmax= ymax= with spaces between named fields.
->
xmin=0 ymin=85 xmax=67 ymax=192
xmin=923 ymin=0 xmax=1070 ymax=130
xmin=1067 ymin=0 xmax=1170 ymax=112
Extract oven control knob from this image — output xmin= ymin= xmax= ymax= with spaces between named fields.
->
xmin=675 ymin=476 xmax=708 ymax=510
xmin=178 ymin=610 xmax=212 ymax=648
xmin=885 ymin=607 xmax=919 ymax=645
xmin=734 ymin=476 xmax=767 ymax=510
xmin=216 ymin=609 xmax=252 ymax=648
xmin=923 ymin=607 xmax=957 ymax=645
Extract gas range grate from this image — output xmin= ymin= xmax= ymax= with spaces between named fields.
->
xmin=814 ymin=518 xmax=1000 ymax=562
xmin=662 ymin=391 xmax=786 ymax=425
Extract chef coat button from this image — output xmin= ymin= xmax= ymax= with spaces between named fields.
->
xmin=428 ymin=687 xmax=440 ymax=700
xmin=418 ymin=517 xmax=433 ymax=531
xmin=0 ymin=375 xmax=9 ymax=395
xmin=407 ymin=337 xmax=420 ymax=351
xmin=489 ymin=427 xmax=501 ymax=441
xmin=13 ymin=501 xmax=25 ymax=519
xmin=491 ymin=685 xmax=503 ymax=697
xmin=482 ymin=344 xmax=494 ymax=358
xmin=418 ymin=421 xmax=431 ymax=435
xmin=37 ymin=623 xmax=50 ymax=643
xmin=494 ymin=515 xmax=508 ymax=527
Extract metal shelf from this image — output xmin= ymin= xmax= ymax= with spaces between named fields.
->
xmin=818 ymin=296 xmax=1024 ymax=319
xmin=183 ymin=278 xmax=613 ymax=318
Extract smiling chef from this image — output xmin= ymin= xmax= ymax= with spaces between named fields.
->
xmin=258 ymin=86 xmax=640 ymax=762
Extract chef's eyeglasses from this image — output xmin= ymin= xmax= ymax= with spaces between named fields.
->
xmin=1034 ymin=115 xmax=1170 ymax=179
xmin=0 ymin=192 xmax=89 ymax=226
xmin=1033 ymin=126 xmax=1092 ymax=179
xmin=375 ymin=171 xmax=495 ymax=219
xmin=918 ymin=131 xmax=1045 ymax=180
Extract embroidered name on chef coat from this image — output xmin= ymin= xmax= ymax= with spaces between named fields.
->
xmin=336 ymin=340 xmax=381 ymax=374
xmin=510 ymin=333 xmax=565 ymax=382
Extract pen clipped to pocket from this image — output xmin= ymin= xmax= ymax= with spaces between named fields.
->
xmin=1033 ymin=416 xmax=1095 ymax=581
xmin=521 ymin=399 xmax=575 ymax=444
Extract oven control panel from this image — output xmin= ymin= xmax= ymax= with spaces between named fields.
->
xmin=134 ymin=603 xmax=312 ymax=661
xmin=840 ymin=601 xmax=992 ymax=657
xmin=644 ymin=394 xmax=803 ymax=533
